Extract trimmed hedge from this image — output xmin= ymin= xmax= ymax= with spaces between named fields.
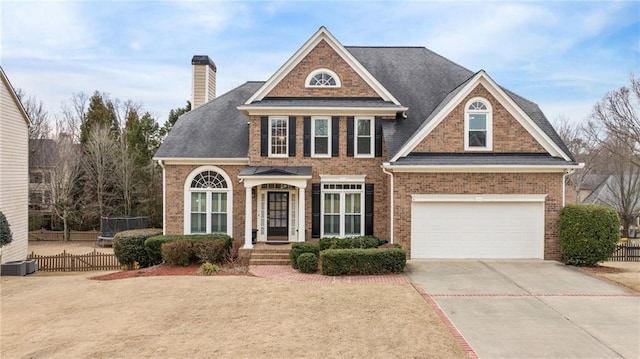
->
xmin=560 ymin=204 xmax=620 ymax=266
xmin=162 ymin=240 xmax=194 ymax=266
xmin=297 ymin=253 xmax=318 ymax=273
xmin=145 ymin=234 xmax=232 ymax=265
xmin=318 ymin=236 xmax=379 ymax=251
xmin=112 ymin=228 xmax=163 ymax=268
xmin=320 ymin=248 xmax=406 ymax=276
xmin=289 ymin=242 xmax=320 ymax=269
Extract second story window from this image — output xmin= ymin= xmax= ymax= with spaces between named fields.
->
xmin=269 ymin=117 xmax=288 ymax=157
xmin=355 ymin=117 xmax=374 ymax=157
xmin=465 ymin=98 xmax=492 ymax=150
xmin=305 ymin=68 xmax=341 ymax=88
xmin=312 ymin=117 xmax=330 ymax=157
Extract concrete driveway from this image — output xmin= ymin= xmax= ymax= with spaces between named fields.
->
xmin=407 ymin=260 xmax=640 ymax=359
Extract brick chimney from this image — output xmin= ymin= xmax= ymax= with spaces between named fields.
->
xmin=191 ymin=55 xmax=217 ymax=109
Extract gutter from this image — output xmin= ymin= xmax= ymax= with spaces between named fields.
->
xmin=157 ymin=160 xmax=166 ymax=235
xmin=381 ymin=165 xmax=394 ymax=244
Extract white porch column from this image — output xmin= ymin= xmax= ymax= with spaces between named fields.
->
xmin=298 ymin=187 xmax=305 ymax=242
xmin=243 ymin=187 xmax=253 ymax=249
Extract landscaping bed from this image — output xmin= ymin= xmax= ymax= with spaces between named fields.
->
xmin=91 ymin=263 xmax=248 ymax=280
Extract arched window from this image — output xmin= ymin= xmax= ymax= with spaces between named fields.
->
xmin=305 ymin=68 xmax=341 ymax=88
xmin=184 ymin=167 xmax=232 ymax=235
xmin=464 ymin=97 xmax=493 ymax=150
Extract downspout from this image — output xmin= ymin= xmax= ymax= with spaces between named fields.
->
xmin=158 ymin=160 xmax=166 ymax=235
xmin=381 ymin=164 xmax=394 ymax=244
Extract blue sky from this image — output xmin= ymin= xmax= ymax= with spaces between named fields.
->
xmin=1 ymin=0 xmax=638 ymax=127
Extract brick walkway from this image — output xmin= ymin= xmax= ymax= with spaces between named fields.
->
xmin=249 ymin=265 xmax=409 ymax=284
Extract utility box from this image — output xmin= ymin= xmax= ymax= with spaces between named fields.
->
xmin=1 ymin=261 xmax=27 ymax=276
xmin=25 ymin=259 xmax=38 ymax=274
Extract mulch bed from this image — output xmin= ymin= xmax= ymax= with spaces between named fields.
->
xmin=91 ymin=264 xmax=250 ymax=281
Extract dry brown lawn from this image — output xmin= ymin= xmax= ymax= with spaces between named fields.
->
xmin=28 ymin=240 xmax=114 ymax=256
xmin=1 ymin=272 xmax=465 ymax=358
xmin=594 ymin=261 xmax=640 ymax=292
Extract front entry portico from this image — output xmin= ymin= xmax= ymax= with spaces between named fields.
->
xmin=238 ymin=166 xmax=312 ymax=249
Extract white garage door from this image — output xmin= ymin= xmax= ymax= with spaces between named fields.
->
xmin=411 ymin=195 xmax=545 ymax=259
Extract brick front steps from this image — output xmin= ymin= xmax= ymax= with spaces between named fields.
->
xmin=248 ymin=243 xmax=292 ymax=266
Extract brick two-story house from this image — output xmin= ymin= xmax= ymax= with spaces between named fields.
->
xmin=155 ymin=27 xmax=580 ymax=259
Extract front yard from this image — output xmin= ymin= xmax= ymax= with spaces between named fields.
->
xmin=1 ymin=273 xmax=465 ymax=358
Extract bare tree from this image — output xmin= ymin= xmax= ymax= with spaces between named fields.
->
xmin=115 ymin=132 xmax=137 ymax=217
xmin=59 ymin=92 xmax=89 ymax=143
xmin=15 ymin=88 xmax=51 ymax=140
xmin=50 ymin=122 xmax=81 ymax=241
xmin=587 ymin=74 xmax=640 ymax=167
xmin=597 ymin=141 xmax=640 ymax=235
xmin=553 ymin=115 xmax=602 ymax=203
xmin=82 ymin=125 xmax=117 ymax=229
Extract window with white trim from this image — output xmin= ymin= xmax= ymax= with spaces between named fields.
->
xmin=321 ymin=183 xmax=364 ymax=237
xmin=465 ymin=98 xmax=492 ymax=150
xmin=269 ymin=117 xmax=288 ymax=157
xmin=305 ymin=68 xmax=341 ymax=87
xmin=187 ymin=169 xmax=231 ymax=234
xmin=312 ymin=116 xmax=330 ymax=157
xmin=355 ymin=117 xmax=374 ymax=156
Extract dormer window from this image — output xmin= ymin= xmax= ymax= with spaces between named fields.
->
xmin=305 ymin=68 xmax=341 ymax=88
xmin=464 ymin=97 xmax=492 ymax=151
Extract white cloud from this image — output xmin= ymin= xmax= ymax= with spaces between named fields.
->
xmin=1 ymin=1 xmax=96 ymax=60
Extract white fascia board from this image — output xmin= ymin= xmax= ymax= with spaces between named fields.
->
xmin=382 ymin=163 xmax=583 ymax=173
xmin=391 ymin=71 xmax=572 ymax=162
xmin=237 ymin=105 xmax=407 ymax=116
xmin=411 ymin=194 xmax=547 ymax=203
xmin=244 ymin=27 xmax=402 ymax=106
xmin=153 ymin=157 xmax=250 ymax=165
xmin=1 ymin=67 xmax=32 ymax=126
xmin=477 ymin=74 xmax=572 ymax=161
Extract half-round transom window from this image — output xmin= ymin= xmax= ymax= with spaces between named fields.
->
xmin=468 ymin=101 xmax=488 ymax=111
xmin=191 ymin=171 xmax=227 ymax=189
xmin=305 ymin=68 xmax=341 ymax=88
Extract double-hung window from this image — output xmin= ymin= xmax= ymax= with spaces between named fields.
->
xmin=312 ymin=117 xmax=330 ymax=157
xmin=269 ymin=117 xmax=288 ymax=157
xmin=321 ymin=183 xmax=364 ymax=237
xmin=355 ymin=117 xmax=374 ymax=157
xmin=465 ymin=98 xmax=492 ymax=150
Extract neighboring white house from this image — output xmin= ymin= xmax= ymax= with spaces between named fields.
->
xmin=0 ymin=67 xmax=31 ymax=263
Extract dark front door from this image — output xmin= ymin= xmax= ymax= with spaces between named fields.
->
xmin=267 ymin=192 xmax=289 ymax=239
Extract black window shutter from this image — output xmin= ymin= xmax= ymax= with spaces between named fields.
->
xmin=365 ymin=184 xmax=374 ymax=235
xmin=260 ymin=116 xmax=268 ymax=156
xmin=346 ymin=116 xmax=354 ymax=157
xmin=288 ymin=116 xmax=296 ymax=157
xmin=312 ymin=183 xmax=321 ymax=238
xmin=375 ymin=116 xmax=383 ymax=157
xmin=303 ymin=116 xmax=311 ymax=157
xmin=331 ymin=116 xmax=339 ymax=157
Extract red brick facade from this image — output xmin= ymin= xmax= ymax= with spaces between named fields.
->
xmin=163 ymin=37 xmax=568 ymax=260
xmin=392 ymin=172 xmax=564 ymax=260
xmin=267 ymin=40 xmax=379 ymax=98
xmin=413 ymin=84 xmax=546 ymax=153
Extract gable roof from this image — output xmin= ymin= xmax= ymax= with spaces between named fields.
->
xmin=582 ymin=173 xmax=640 ymax=215
xmin=154 ymin=82 xmax=263 ymax=160
xmin=0 ymin=66 xmax=31 ymax=127
xmin=157 ymin=29 xmax=576 ymax=166
xmin=245 ymin=27 xmax=401 ymax=106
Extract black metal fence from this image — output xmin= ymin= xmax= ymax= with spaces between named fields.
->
xmin=609 ymin=243 xmax=640 ymax=262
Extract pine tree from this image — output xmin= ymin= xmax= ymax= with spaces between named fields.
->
xmin=0 ymin=211 xmax=13 ymax=247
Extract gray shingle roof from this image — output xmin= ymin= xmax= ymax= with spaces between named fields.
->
xmin=155 ymin=81 xmax=263 ymax=159
xmin=156 ymin=45 xmax=574 ymax=164
xmin=239 ymin=166 xmax=313 ymax=176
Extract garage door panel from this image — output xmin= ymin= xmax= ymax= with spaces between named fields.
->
xmin=411 ymin=201 xmax=543 ymax=259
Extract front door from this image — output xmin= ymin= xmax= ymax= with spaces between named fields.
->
xmin=267 ymin=192 xmax=289 ymax=240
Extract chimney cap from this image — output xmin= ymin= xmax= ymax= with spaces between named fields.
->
xmin=191 ymin=55 xmax=217 ymax=71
